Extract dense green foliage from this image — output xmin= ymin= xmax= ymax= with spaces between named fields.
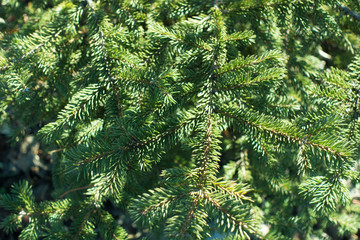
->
xmin=1 ymin=0 xmax=360 ymax=239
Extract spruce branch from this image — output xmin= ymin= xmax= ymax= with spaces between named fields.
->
xmin=0 ymin=4 xmax=83 ymax=72
xmin=211 ymin=181 xmax=253 ymax=203
xmin=338 ymin=3 xmax=360 ymax=23
xmin=299 ymin=175 xmax=350 ymax=214
xmin=178 ymin=194 xmax=200 ymax=238
xmin=215 ymin=50 xmax=283 ymax=76
xmin=1 ymin=0 xmax=359 ymax=239
xmin=76 ymin=116 xmax=197 ymax=165
xmin=71 ymin=206 xmax=94 ymax=240
xmin=217 ymin=108 xmax=351 ymax=159
xmin=214 ymin=67 xmax=285 ymax=92
xmin=149 ymin=22 xmax=212 ymax=52
xmin=0 ymin=28 xmax=61 ymax=72
xmin=38 ymin=83 xmax=107 ymax=143
xmin=85 ymin=0 xmax=123 ymax=118
xmin=202 ymin=191 xmax=254 ymax=239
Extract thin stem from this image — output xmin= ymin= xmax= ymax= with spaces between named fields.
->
xmin=59 ymin=184 xmax=94 ymax=198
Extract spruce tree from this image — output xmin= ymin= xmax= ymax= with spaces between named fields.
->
xmin=0 ymin=0 xmax=360 ymax=239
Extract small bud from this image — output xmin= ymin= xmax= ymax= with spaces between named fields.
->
xmin=19 ymin=209 xmax=30 ymax=227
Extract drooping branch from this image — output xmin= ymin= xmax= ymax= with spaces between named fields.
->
xmin=217 ymin=108 xmax=350 ymax=158
xmin=338 ymin=3 xmax=360 ymax=23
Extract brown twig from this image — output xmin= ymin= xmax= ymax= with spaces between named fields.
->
xmin=59 ymin=184 xmax=94 ymax=198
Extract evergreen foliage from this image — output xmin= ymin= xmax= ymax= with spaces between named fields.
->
xmin=1 ymin=0 xmax=360 ymax=239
